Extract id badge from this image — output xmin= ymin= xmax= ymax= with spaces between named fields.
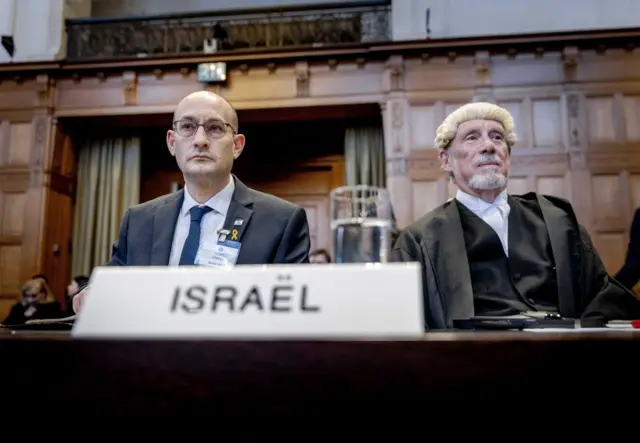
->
xmin=195 ymin=240 xmax=241 ymax=268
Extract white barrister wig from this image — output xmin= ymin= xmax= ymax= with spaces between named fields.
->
xmin=434 ymin=102 xmax=518 ymax=150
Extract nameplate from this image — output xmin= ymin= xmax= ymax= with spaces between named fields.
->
xmin=71 ymin=263 xmax=424 ymax=339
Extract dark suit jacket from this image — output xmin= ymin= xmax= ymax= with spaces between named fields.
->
xmin=391 ymin=192 xmax=640 ymax=330
xmin=108 ymin=175 xmax=310 ymax=266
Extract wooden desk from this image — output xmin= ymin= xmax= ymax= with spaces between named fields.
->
xmin=1 ymin=330 xmax=639 ymax=421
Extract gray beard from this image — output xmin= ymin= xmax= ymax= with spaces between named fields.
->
xmin=468 ymin=172 xmax=507 ymax=190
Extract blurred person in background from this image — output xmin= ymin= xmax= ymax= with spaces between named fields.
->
xmin=66 ymin=275 xmax=89 ymax=315
xmin=1 ymin=278 xmax=65 ymax=326
xmin=309 ymin=248 xmax=331 ymax=264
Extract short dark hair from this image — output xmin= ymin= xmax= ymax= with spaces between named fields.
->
xmin=73 ymin=275 xmax=90 ymax=287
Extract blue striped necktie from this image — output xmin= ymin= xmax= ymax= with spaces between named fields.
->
xmin=179 ymin=205 xmax=213 ymax=265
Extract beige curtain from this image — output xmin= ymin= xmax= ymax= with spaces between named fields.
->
xmin=344 ymin=125 xmax=386 ymax=187
xmin=71 ymin=137 xmax=141 ymax=277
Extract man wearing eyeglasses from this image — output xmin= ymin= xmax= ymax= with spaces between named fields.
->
xmin=72 ymin=91 xmax=311 ymax=314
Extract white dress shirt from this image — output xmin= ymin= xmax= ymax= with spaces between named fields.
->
xmin=168 ymin=177 xmax=235 ymax=266
xmin=455 ymin=189 xmax=510 ymax=256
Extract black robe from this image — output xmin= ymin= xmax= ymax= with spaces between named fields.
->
xmin=390 ymin=192 xmax=640 ymax=330
xmin=1 ymin=301 xmax=65 ymax=326
xmin=614 ymin=207 xmax=640 ymax=290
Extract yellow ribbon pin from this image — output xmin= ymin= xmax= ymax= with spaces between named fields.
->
xmin=231 ymin=229 xmax=238 ymax=241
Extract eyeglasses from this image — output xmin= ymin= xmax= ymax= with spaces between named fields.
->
xmin=173 ymin=119 xmax=236 ymax=139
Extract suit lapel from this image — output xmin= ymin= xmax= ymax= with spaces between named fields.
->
xmin=223 ymin=176 xmax=254 ymax=263
xmin=535 ymin=194 xmax=577 ymax=317
xmin=150 ymin=190 xmax=184 ymax=266
xmin=430 ymin=201 xmax=475 ymax=323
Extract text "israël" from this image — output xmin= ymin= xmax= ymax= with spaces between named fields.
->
xmin=170 ymin=275 xmax=320 ymax=313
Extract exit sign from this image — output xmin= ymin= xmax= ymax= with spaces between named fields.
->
xmin=197 ymin=62 xmax=227 ymax=83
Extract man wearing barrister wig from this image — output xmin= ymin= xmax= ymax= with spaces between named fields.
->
xmin=391 ymin=102 xmax=640 ymax=329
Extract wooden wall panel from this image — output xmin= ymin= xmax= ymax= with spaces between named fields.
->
xmin=0 ymin=120 xmax=32 ymax=310
xmin=240 ymin=157 xmax=344 ymax=254
xmin=404 ymin=58 xmax=476 ymax=92
xmin=310 ymin=64 xmax=384 ymax=100
xmin=54 ymin=61 xmax=388 ymax=117
xmin=40 ymin=119 xmax=77 ymax=304
xmin=56 ymin=76 xmax=145 ymax=115
xmin=224 ymin=67 xmax=297 ymax=102
xmin=395 ymin=49 xmax=640 ymax=274
xmin=531 ymin=99 xmax=561 ymax=148
xmin=536 ymin=176 xmax=567 ymax=199
xmin=629 ymin=174 xmax=640 ymax=209
xmin=0 ymin=74 xmax=59 ymax=318
xmin=576 ymin=50 xmax=640 ymax=83
xmin=411 ymin=180 xmax=440 ymax=221
xmin=507 ymin=177 xmax=532 ymax=195
xmin=0 ymin=79 xmax=39 ymax=114
xmin=490 ymin=54 xmax=565 ymax=87
xmin=3 ymin=31 xmax=640 ymax=293
xmin=590 ymin=173 xmax=627 ymax=273
xmin=622 ymin=96 xmax=640 ymax=141
xmin=137 ymin=71 xmax=202 ymax=109
xmin=0 ymin=245 xmax=22 ymax=299
xmin=1 ymin=193 xmax=27 ymax=236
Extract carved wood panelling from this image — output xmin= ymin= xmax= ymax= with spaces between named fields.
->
xmin=405 ymin=57 xmax=475 ymax=92
xmin=308 ymin=65 xmax=381 ymax=99
xmin=536 ymin=176 xmax=568 ymax=199
xmin=122 ymin=71 xmax=138 ymax=106
xmin=577 ymin=50 xmax=640 ymax=83
xmin=585 ymin=148 xmax=640 ymax=173
xmin=490 ymin=54 xmax=564 ymax=87
xmin=629 ymin=174 xmax=640 ymax=209
xmin=409 ymin=101 xmax=468 ymax=150
xmin=0 ymin=245 xmax=22 ymax=300
xmin=589 ymin=172 xmax=633 ymax=274
xmin=531 ymin=99 xmax=562 ymax=148
xmin=292 ymin=197 xmax=329 ymax=252
xmin=404 ymin=91 xmax=640 ymax=276
xmin=506 ymin=176 xmax=533 ymax=195
xmin=411 ymin=180 xmax=440 ymax=221
xmin=239 ymin=156 xmax=343 ymax=255
xmin=0 ymin=166 xmax=31 ymax=193
xmin=587 ymin=97 xmax=616 ymax=142
xmin=4 ymin=123 xmax=32 ymax=165
xmin=409 ymin=104 xmax=439 ymax=150
xmin=407 ymin=150 xmax=441 ymax=182
xmin=0 ymin=120 xmax=34 ymax=302
xmin=509 ymin=153 xmax=569 ymax=176
xmin=623 ymin=95 xmax=640 ymax=141
xmin=497 ymin=100 xmax=528 ymax=147
xmin=55 ymin=62 xmax=389 ymax=117
xmin=400 ymin=46 xmax=640 ymax=273
xmin=35 ymin=74 xmax=54 ymax=109
xmin=294 ymin=61 xmax=310 ymax=98
xmin=0 ymin=113 xmax=59 ymax=307
xmin=4 ymin=30 xmax=640 ymax=303
xmin=0 ymin=79 xmax=39 ymax=115
xmin=0 ymin=191 xmax=26 ymax=238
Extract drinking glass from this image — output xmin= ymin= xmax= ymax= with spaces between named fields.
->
xmin=330 ymin=185 xmax=392 ymax=263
